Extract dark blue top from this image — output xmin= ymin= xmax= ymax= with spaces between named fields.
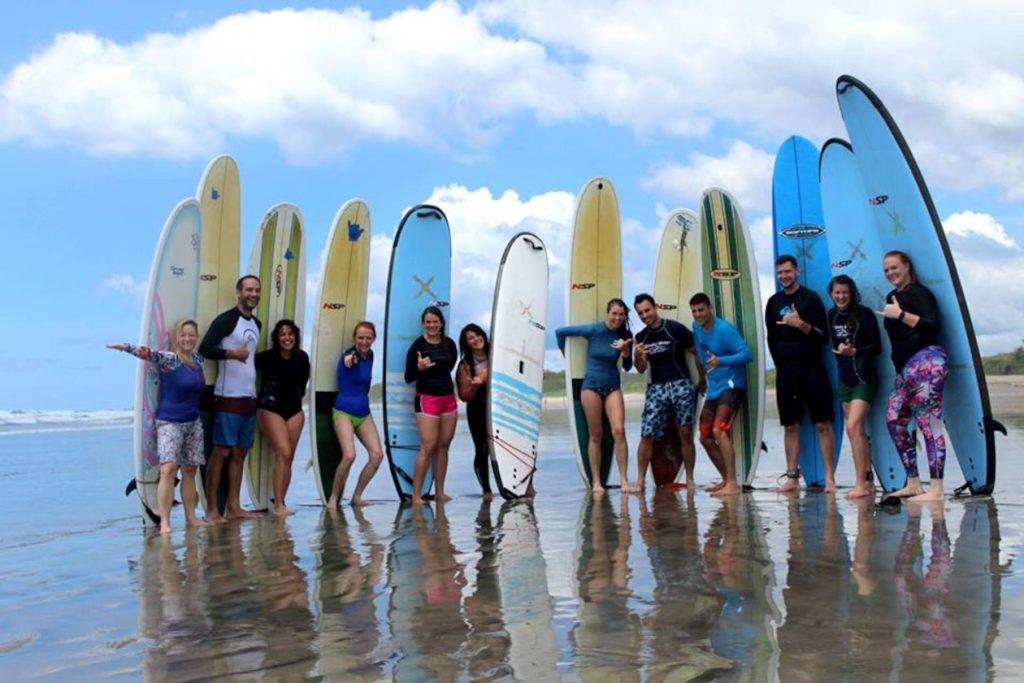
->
xmin=334 ymin=347 xmax=373 ymax=418
xmin=827 ymin=304 xmax=881 ymax=387
xmin=635 ymin=318 xmax=695 ymax=384
xmin=121 ymin=345 xmax=204 ymax=422
xmin=555 ymin=321 xmax=633 ymax=390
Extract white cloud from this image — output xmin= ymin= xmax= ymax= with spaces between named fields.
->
xmin=954 ymin=255 xmax=1024 ymax=354
xmin=944 ymin=210 xmax=1019 ymax=251
xmin=98 ymin=273 xmax=146 ymax=305
xmin=642 ymin=140 xmax=775 ymax=213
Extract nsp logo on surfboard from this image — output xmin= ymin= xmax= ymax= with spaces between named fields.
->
xmin=571 ymin=282 xmax=596 ymax=290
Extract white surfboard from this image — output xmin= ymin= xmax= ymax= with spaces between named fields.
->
xmin=488 ymin=233 xmax=548 ymax=499
xmin=133 ymin=198 xmax=202 ymax=527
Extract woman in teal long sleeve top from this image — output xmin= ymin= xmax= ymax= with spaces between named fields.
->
xmin=555 ymin=298 xmax=635 ymax=493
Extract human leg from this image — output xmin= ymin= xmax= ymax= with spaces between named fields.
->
xmin=412 ymin=411 xmax=440 ymax=506
xmin=887 ymin=372 xmax=925 ymax=497
xmin=351 ymin=416 xmax=384 ymax=505
xmin=580 ymin=389 xmax=607 ymax=493
xmin=698 ymin=401 xmax=726 ymax=490
xmin=907 ymin=348 xmax=949 ymax=503
xmin=257 ymin=409 xmax=294 ymax=515
xmin=433 ymin=411 xmax=458 ymax=501
xmin=710 ymin=400 xmax=741 ymax=497
xmin=844 ymin=399 xmax=875 ymax=499
xmin=604 ymin=389 xmax=632 ymax=492
xmin=328 ymin=411 xmax=358 ymax=507
xmin=157 ymin=461 xmax=178 ymax=534
xmin=180 ymin=466 xmax=208 ymax=527
xmin=466 ymin=400 xmax=492 ymax=498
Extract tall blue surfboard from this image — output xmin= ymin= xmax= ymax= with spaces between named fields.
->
xmin=819 ymin=139 xmax=905 ymax=492
xmin=837 ymin=75 xmax=1004 ymax=495
xmin=383 ymin=205 xmax=452 ymax=500
xmin=771 ymin=135 xmax=843 ymax=488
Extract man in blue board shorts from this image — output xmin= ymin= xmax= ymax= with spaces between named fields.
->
xmin=632 ymin=293 xmax=706 ymax=490
xmin=765 ymin=255 xmax=835 ymax=493
xmin=690 ymin=293 xmax=752 ymax=497
xmin=199 ymin=275 xmax=262 ymax=523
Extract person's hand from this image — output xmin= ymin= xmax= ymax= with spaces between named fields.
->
xmin=706 ymin=351 xmax=719 ymax=371
xmin=344 ymin=352 xmax=356 ymax=368
xmin=416 ymin=351 xmax=435 ymax=371
xmin=834 ymin=341 xmax=856 ymax=357
xmin=472 ymin=368 xmax=489 ymax=385
xmin=611 ymin=338 xmax=633 ymax=352
xmin=107 ymin=343 xmax=129 ymax=351
xmin=634 ymin=341 xmax=648 ymax=358
xmin=778 ymin=305 xmax=803 ymax=328
xmin=696 ymin=378 xmax=708 ymax=395
xmin=881 ymin=301 xmax=903 ymax=320
xmin=229 ymin=344 xmax=250 ymax=362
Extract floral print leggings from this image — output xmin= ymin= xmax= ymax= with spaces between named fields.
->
xmin=887 ymin=345 xmax=948 ymax=480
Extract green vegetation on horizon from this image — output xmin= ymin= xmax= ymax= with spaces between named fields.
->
xmin=367 ymin=345 xmax=1024 ymax=399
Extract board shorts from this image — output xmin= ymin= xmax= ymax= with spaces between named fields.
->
xmin=775 ymin=364 xmax=834 ymax=426
xmin=699 ymin=388 xmax=745 ymax=440
xmin=156 ymin=418 xmax=205 ymax=467
xmin=213 ymin=396 xmax=257 ymax=448
xmin=415 ymin=393 xmax=458 ymax=418
xmin=641 ymin=379 xmax=697 ymax=439
xmin=838 ymin=382 xmax=874 ymax=404
xmin=333 ymin=407 xmax=368 ymax=430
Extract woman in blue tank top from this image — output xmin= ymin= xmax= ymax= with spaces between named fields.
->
xmin=328 ymin=321 xmax=384 ymax=508
xmin=109 ymin=319 xmax=206 ymax=534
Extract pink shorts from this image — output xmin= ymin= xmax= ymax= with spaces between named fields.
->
xmin=415 ymin=393 xmax=458 ymax=417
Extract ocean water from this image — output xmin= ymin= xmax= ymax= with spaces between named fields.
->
xmin=1 ymin=405 xmax=1022 ymax=681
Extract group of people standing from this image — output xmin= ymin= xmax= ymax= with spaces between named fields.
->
xmin=557 ymin=249 xmax=948 ymax=502
xmin=111 ymin=277 xmax=512 ymax=533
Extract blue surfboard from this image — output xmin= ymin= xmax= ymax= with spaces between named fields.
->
xmin=837 ymin=75 xmax=1004 ymax=495
xmin=382 ymin=205 xmax=452 ymax=500
xmin=819 ymin=139 xmax=905 ymax=492
xmin=771 ymin=135 xmax=844 ymax=488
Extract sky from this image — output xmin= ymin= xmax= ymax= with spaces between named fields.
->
xmin=2 ymin=0 xmax=1023 ymax=410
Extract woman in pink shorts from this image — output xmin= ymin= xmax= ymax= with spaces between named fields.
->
xmin=405 ymin=305 xmax=459 ymax=505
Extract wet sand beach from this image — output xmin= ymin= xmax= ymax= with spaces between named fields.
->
xmin=0 ymin=396 xmax=1022 ymax=680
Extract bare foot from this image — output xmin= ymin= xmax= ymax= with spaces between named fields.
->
xmin=891 ymin=482 xmax=925 ymax=498
xmin=411 ymin=495 xmax=424 ymax=507
xmin=824 ymin=477 xmax=837 ymax=494
xmin=482 ymin=492 xmax=494 ymax=502
xmin=159 ymin=524 xmax=172 ymax=535
xmin=526 ymin=484 xmax=537 ymax=498
xmin=437 ymin=493 xmax=453 ymax=502
xmin=686 ymin=479 xmax=697 ymax=491
xmin=326 ymin=497 xmax=339 ymax=509
xmin=845 ymin=484 xmax=874 ymax=500
xmin=227 ymin=508 xmax=260 ymax=520
xmin=778 ymin=478 xmax=800 ymax=493
xmin=705 ymin=480 xmax=726 ymax=492
xmin=351 ymin=497 xmax=372 ymax=507
xmin=711 ymin=482 xmax=741 ymax=497
xmin=207 ymin=514 xmax=227 ymax=525
xmin=634 ymin=484 xmax=646 ymax=494
xmin=187 ymin=517 xmax=210 ymax=528
xmin=272 ymin=505 xmax=294 ymax=517
xmin=591 ymin=486 xmax=605 ymax=495
xmin=908 ymin=488 xmax=944 ymax=503
xmin=621 ymin=482 xmax=636 ymax=494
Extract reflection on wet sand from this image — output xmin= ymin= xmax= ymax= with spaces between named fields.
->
xmin=462 ymin=500 xmax=510 ymax=681
xmin=638 ymin=491 xmax=732 ymax=680
xmin=704 ymin=496 xmax=782 ymax=681
xmin=572 ymin=494 xmax=643 ymax=681
xmin=315 ymin=507 xmax=386 ymax=681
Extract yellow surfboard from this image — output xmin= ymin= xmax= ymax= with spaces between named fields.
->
xmin=195 ymin=155 xmax=241 ymax=514
xmin=566 ymin=177 xmax=622 ymax=487
xmin=309 ymin=199 xmax=371 ymax=505
xmin=247 ymin=204 xmax=306 ymax=510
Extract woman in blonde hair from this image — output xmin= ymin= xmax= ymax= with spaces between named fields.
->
xmin=109 ymin=319 xmax=207 ymax=534
xmin=327 ymin=321 xmax=385 ymax=507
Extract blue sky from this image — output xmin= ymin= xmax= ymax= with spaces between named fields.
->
xmin=3 ymin=1 xmax=1023 ymax=409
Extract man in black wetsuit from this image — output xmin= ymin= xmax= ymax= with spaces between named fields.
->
xmin=765 ymin=255 xmax=835 ymax=493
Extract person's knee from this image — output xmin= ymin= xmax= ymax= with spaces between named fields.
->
xmin=182 ymin=466 xmax=198 ymax=476
xmin=341 ymin=450 xmax=357 ymax=466
xmin=587 ymin=429 xmax=603 ymax=444
xmin=814 ymin=421 xmax=831 ymax=435
xmin=610 ymin=425 xmax=626 ymax=442
xmin=369 ymin=450 xmax=384 ymax=467
xmin=679 ymin=425 xmax=694 ymax=440
xmin=160 ymin=463 xmax=178 ymax=477
xmin=783 ymin=423 xmax=799 ymax=435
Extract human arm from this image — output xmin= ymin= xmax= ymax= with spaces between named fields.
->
xmin=107 ymin=343 xmax=178 ymax=371
xmin=555 ymin=322 xmax=596 ymax=353
xmin=298 ymin=351 xmax=311 ymax=397
xmin=198 ymin=310 xmax=249 ymax=361
xmin=618 ymin=331 xmax=634 ymax=372
xmin=633 ymin=333 xmax=648 ymax=374
xmin=456 ymin=361 xmax=481 ymax=402
xmin=884 ymin=285 xmax=940 ymax=335
xmin=855 ymin=308 xmax=882 ymax=356
xmin=715 ymin=327 xmax=753 ymax=366
xmin=404 ymin=340 xmax=421 ymax=384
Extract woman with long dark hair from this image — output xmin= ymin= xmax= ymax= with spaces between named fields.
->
xmin=406 ymin=305 xmax=459 ymax=506
xmin=555 ymin=298 xmax=634 ymax=493
xmin=827 ymin=274 xmax=881 ymax=499
xmin=456 ymin=323 xmax=494 ymax=499
xmin=255 ymin=319 xmax=310 ymax=516
xmin=880 ymin=251 xmax=947 ymax=502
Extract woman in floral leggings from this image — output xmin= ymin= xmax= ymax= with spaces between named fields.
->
xmin=880 ymin=250 xmax=947 ymax=502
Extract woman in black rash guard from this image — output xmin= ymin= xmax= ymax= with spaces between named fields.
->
xmin=255 ymin=319 xmax=310 ymax=516
xmin=406 ymin=306 xmax=459 ymax=506
xmin=456 ymin=324 xmax=494 ymax=499
xmin=880 ymin=250 xmax=947 ymax=502
xmin=827 ymin=275 xmax=881 ymax=499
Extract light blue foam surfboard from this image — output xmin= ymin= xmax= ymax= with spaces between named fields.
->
xmin=771 ymin=135 xmax=844 ymax=487
xmin=819 ymin=138 xmax=905 ymax=492
xmin=837 ymin=75 xmax=1004 ymax=495
xmin=382 ymin=204 xmax=451 ymax=500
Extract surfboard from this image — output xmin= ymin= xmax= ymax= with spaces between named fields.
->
xmin=246 ymin=203 xmax=306 ymax=510
xmin=771 ymin=135 xmax=844 ymax=487
xmin=133 ymin=198 xmax=202 ymax=527
xmin=195 ymin=155 xmax=241 ymax=514
xmin=383 ymin=204 xmax=451 ymax=500
xmin=836 ymin=74 xmax=1004 ymax=495
xmin=649 ymin=208 xmax=703 ymax=486
xmin=309 ymin=199 xmax=371 ymax=505
xmin=488 ymin=233 xmax=548 ymax=499
xmin=699 ymin=189 xmax=765 ymax=487
xmin=566 ymin=177 xmax=623 ymax=488
xmin=819 ymin=138 xmax=905 ymax=491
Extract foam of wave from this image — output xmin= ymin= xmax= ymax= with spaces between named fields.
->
xmin=0 ymin=410 xmax=132 ymax=429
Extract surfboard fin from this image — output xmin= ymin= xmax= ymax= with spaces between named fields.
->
xmin=953 ymin=482 xmax=972 ymax=497
xmin=986 ymin=416 xmax=1008 ymax=436
xmin=761 ymin=441 xmax=768 ymax=453
xmin=125 ymin=478 xmax=137 ymax=496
